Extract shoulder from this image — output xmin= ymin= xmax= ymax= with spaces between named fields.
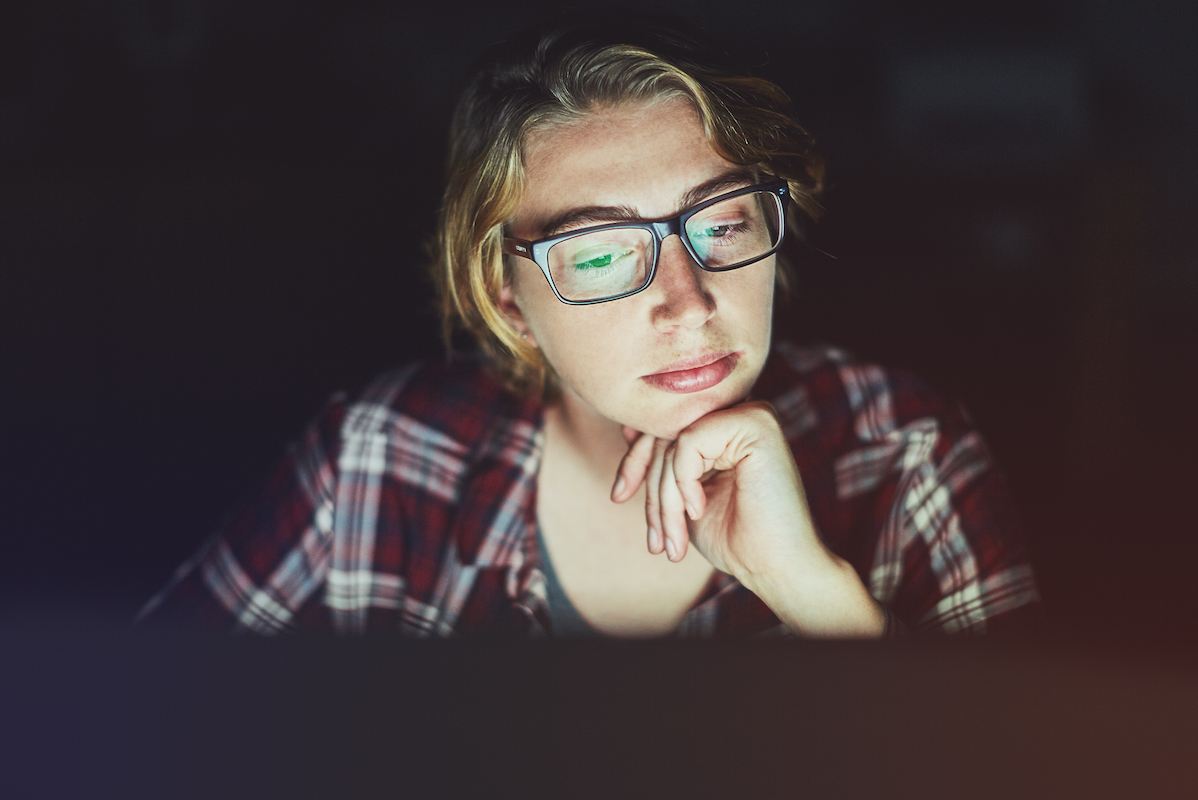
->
xmin=761 ymin=344 xmax=1038 ymax=634
xmin=758 ymin=340 xmax=970 ymax=452
xmin=329 ymin=354 xmax=542 ymax=461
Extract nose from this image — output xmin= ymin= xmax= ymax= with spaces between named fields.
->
xmin=649 ymin=235 xmax=716 ymax=331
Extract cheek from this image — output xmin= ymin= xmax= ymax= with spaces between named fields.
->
xmin=513 ymin=278 xmax=621 ymax=380
xmin=536 ymin=308 xmax=631 ymax=389
xmin=723 ymin=262 xmax=777 ymax=330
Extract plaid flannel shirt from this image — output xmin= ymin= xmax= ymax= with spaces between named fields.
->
xmin=141 ymin=341 xmax=1039 ymax=636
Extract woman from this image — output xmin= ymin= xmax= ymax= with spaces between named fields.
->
xmin=142 ymin=16 xmax=1038 ymax=637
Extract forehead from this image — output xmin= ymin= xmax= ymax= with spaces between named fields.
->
xmin=515 ymin=98 xmax=736 ymax=229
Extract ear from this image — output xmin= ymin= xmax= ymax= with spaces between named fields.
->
xmin=498 ymin=278 xmax=538 ymax=348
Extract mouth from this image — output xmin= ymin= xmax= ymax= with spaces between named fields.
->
xmin=641 ymin=352 xmax=740 ymax=394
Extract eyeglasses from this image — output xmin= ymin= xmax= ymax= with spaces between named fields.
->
xmin=502 ymin=180 xmax=789 ymax=305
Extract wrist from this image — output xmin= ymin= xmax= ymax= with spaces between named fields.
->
xmin=741 ymin=552 xmax=886 ymax=639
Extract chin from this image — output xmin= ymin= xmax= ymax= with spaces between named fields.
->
xmin=638 ymin=382 xmax=752 ymax=440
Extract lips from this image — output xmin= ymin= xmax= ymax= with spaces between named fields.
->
xmin=642 ymin=352 xmax=739 ymax=394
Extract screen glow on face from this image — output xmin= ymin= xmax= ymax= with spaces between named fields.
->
xmin=503 ymin=98 xmax=782 ymax=438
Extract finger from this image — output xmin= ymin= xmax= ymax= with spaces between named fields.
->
xmin=673 ymin=419 xmax=758 ymax=518
xmin=644 ymin=438 xmax=668 ymax=555
xmin=621 ymin=425 xmax=641 ymax=444
xmin=658 ymin=444 xmax=690 ymax=562
xmin=672 ymin=430 xmax=716 ymax=521
xmin=612 ymin=431 xmax=657 ymax=503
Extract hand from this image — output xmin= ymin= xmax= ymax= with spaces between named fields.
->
xmin=611 ymin=401 xmax=885 ymax=637
xmin=611 ymin=401 xmax=816 ymax=576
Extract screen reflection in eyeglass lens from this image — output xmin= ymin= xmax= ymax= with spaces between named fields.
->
xmin=547 ymin=190 xmax=781 ymax=302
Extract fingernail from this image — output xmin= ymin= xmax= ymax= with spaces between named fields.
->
xmin=685 ymin=502 xmax=697 ymax=520
xmin=648 ymin=525 xmax=661 ymax=553
xmin=613 ymin=476 xmax=626 ymax=499
xmin=665 ymin=537 xmax=677 ymax=561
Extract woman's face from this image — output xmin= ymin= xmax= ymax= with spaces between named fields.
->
xmin=503 ymin=97 xmax=776 ymax=439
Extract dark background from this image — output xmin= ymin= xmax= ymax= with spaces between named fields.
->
xmin=3 ymin=0 xmax=1196 ymax=655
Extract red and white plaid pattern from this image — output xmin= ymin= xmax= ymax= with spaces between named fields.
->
xmin=141 ymin=342 xmax=1039 ymax=636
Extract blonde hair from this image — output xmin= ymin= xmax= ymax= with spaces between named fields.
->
xmin=430 ymin=16 xmax=824 ymax=396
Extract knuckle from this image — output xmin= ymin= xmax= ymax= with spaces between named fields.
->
xmin=745 ymin=402 xmax=781 ymax=432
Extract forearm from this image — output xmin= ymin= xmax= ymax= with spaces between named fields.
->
xmin=739 ymin=553 xmax=886 ymax=639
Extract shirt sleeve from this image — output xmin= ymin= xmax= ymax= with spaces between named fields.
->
xmin=137 ymin=396 xmax=348 ymax=632
xmin=901 ymin=425 xmax=1040 ymax=635
xmin=815 ymin=360 xmax=1040 ymax=636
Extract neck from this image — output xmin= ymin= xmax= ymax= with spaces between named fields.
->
xmin=544 ymin=391 xmax=631 ymax=483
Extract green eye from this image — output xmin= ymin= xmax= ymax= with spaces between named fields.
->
xmin=575 ymin=252 xmax=617 ymax=269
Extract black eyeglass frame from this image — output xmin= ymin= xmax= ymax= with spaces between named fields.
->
xmin=501 ymin=179 xmax=790 ymax=305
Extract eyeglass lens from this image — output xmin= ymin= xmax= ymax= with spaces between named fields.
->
xmin=546 ymin=190 xmax=783 ymax=302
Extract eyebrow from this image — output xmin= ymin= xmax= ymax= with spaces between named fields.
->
xmin=536 ymin=166 xmax=759 ymax=238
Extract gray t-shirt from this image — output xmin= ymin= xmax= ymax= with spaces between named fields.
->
xmin=535 ymin=526 xmax=601 ymax=637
